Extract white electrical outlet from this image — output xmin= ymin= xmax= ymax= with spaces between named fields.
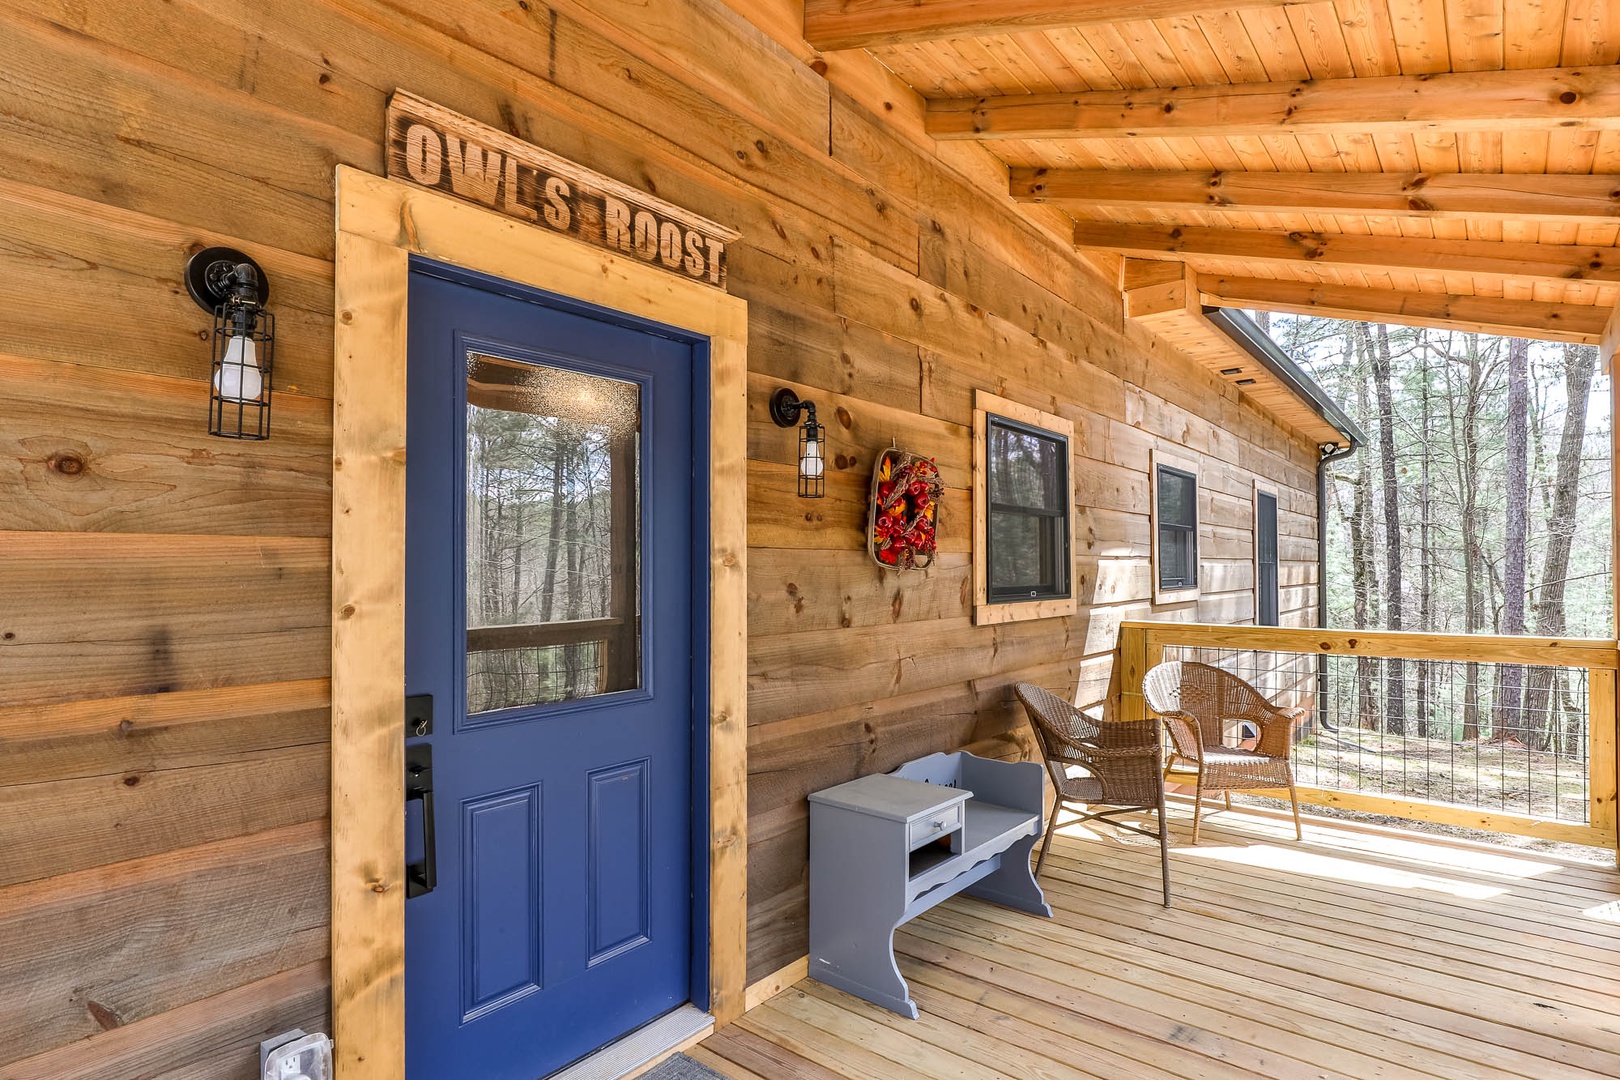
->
xmin=260 ymin=1030 xmax=333 ymax=1080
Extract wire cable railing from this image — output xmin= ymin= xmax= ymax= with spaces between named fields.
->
xmin=1157 ymin=645 xmax=1590 ymax=825
xmin=1114 ymin=622 xmax=1618 ymax=849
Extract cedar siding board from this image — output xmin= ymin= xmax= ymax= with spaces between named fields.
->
xmin=0 ymin=0 xmax=1319 ymax=1073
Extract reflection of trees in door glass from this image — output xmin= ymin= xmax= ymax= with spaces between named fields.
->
xmin=464 ymin=354 xmax=640 ymax=713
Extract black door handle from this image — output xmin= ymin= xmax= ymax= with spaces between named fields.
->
xmin=406 ymin=743 xmax=436 ymax=898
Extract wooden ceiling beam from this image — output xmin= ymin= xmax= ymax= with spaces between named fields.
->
xmin=1198 ymin=276 xmax=1609 ymax=345
xmin=929 ymin=66 xmax=1620 ymax=140
xmin=1013 ymin=168 xmax=1620 ymax=225
xmin=803 ymin=0 xmax=1302 ymax=51
xmin=1072 ymin=221 xmax=1620 ymax=288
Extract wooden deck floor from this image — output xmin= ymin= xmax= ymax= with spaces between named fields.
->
xmin=693 ymin=805 xmax=1620 ymax=1080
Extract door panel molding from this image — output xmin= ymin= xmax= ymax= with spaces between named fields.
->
xmin=461 ymin=784 xmax=544 ymax=1020
xmin=331 ymin=166 xmax=748 ymax=1080
xmin=587 ymin=759 xmax=652 ymax=965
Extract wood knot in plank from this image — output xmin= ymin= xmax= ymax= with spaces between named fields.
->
xmin=85 ymin=1000 xmax=122 ymax=1030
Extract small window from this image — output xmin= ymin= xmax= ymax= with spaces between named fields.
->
xmin=1250 ymin=482 xmax=1276 ymax=625
xmin=1255 ymin=480 xmax=1280 ymax=626
xmin=987 ymin=416 xmax=1069 ymax=601
xmin=973 ymin=391 xmax=1076 ymax=625
xmin=1151 ymin=450 xmax=1200 ymax=604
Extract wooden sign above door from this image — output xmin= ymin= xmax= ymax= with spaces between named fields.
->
xmin=385 ymin=92 xmax=740 ymax=289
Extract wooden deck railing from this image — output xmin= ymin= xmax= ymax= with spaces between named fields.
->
xmin=1115 ymin=621 xmax=1619 ymax=851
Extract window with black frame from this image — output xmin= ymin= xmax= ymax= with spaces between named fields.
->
xmin=986 ymin=414 xmax=1070 ymax=603
xmin=1155 ymin=462 xmax=1198 ymax=593
xmin=1255 ymin=486 xmax=1279 ymax=625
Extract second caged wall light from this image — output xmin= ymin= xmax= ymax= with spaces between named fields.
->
xmin=769 ymin=387 xmax=825 ymax=498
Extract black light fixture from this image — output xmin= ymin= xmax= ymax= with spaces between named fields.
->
xmin=770 ymin=387 xmax=825 ymax=498
xmin=186 ymin=247 xmax=274 ymax=440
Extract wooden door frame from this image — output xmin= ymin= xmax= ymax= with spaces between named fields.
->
xmin=330 ymin=166 xmax=747 ymax=1080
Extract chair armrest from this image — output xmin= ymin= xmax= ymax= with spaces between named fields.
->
xmin=1157 ymin=710 xmax=1204 ymax=760
xmin=1251 ymin=709 xmax=1300 ymax=759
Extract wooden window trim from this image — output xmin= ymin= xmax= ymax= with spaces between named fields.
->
xmin=1150 ymin=448 xmax=1201 ymax=606
xmin=972 ymin=390 xmax=1077 ymax=625
xmin=330 ymin=167 xmax=748 ymax=1080
xmin=1254 ymin=478 xmax=1281 ymax=627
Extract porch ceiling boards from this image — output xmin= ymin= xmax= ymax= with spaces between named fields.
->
xmin=695 ymin=806 xmax=1620 ymax=1079
xmin=808 ymin=1 xmax=1620 ymax=346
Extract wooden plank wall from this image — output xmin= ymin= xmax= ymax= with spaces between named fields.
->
xmin=0 ymin=0 xmax=1320 ymax=1073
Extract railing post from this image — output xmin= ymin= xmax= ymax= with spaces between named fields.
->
xmin=1591 ymin=665 xmax=1619 ymax=862
xmin=1117 ymin=623 xmax=1150 ymax=724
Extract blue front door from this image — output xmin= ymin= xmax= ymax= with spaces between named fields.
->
xmin=404 ymin=262 xmax=696 ymax=1079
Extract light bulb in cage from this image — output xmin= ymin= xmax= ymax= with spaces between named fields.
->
xmin=185 ymin=246 xmax=275 ymax=440
xmin=769 ymin=387 xmax=826 ymax=498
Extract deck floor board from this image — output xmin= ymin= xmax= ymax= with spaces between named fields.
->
xmin=711 ymin=806 xmax=1620 ymax=1079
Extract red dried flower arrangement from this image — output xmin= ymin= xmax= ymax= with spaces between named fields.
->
xmin=868 ymin=448 xmax=943 ymax=571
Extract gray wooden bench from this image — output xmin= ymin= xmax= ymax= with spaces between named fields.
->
xmin=807 ymin=751 xmax=1052 ymax=1017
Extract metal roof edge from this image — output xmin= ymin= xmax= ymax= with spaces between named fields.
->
xmin=1203 ymin=306 xmax=1366 ymax=449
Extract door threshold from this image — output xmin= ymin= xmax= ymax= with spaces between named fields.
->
xmin=545 ymin=1005 xmax=714 ymax=1080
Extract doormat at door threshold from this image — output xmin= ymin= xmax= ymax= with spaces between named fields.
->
xmin=638 ymin=1054 xmax=726 ymax=1080
xmin=546 ymin=1006 xmax=714 ymax=1080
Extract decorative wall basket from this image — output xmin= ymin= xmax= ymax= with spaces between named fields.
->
xmin=868 ymin=448 xmax=943 ymax=571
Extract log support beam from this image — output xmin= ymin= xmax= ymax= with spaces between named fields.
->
xmin=804 ymin=0 xmax=1300 ymax=51
xmin=1072 ymin=221 xmax=1620 ymax=289
xmin=929 ymin=66 xmax=1620 ymax=140
xmin=1013 ymin=168 xmax=1620 ymax=225
xmin=1198 ymin=275 xmax=1609 ymax=345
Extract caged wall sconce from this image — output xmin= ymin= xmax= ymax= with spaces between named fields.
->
xmin=185 ymin=247 xmax=275 ymax=440
xmin=769 ymin=387 xmax=825 ymax=498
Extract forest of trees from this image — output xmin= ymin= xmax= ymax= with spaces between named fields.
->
xmin=463 ymin=356 xmax=639 ymax=712
xmin=1267 ymin=313 xmax=1612 ymax=753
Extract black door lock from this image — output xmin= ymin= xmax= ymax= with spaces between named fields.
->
xmin=406 ymin=694 xmax=433 ymax=737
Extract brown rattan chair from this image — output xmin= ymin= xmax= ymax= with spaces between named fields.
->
xmin=1014 ymin=682 xmax=1171 ymax=906
xmin=1142 ymin=660 xmax=1305 ymax=845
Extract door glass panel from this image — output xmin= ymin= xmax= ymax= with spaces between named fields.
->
xmin=465 ymin=352 xmax=640 ymax=713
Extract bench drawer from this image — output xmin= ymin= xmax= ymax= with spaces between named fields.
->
xmin=908 ymin=803 xmax=962 ymax=849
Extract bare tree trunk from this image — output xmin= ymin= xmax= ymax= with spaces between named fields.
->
xmin=1415 ymin=358 xmax=1435 ymax=738
xmin=1367 ymin=323 xmax=1406 ymax=734
xmin=1350 ymin=369 xmax=1380 ymax=730
xmin=1523 ymin=344 xmax=1599 ymax=749
xmin=1454 ymin=336 xmax=1485 ymax=742
xmin=563 ymin=442 xmax=586 ymax=695
xmin=539 ymin=434 xmax=567 ymax=624
xmin=1492 ymin=338 xmax=1530 ymax=743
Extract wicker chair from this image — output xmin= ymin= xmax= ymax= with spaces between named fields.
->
xmin=1013 ymin=682 xmax=1171 ymax=906
xmin=1142 ymin=661 xmax=1305 ymax=845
